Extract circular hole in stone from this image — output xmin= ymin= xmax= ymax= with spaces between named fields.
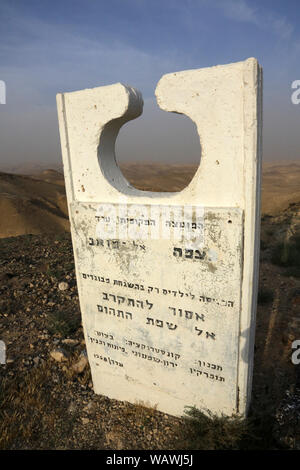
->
xmin=116 ymin=98 xmax=201 ymax=192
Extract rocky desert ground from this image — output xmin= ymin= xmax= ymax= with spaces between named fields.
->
xmin=0 ymin=161 xmax=299 ymax=450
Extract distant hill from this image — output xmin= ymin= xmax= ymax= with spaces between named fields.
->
xmin=121 ymin=161 xmax=300 ymax=216
xmin=261 ymin=161 xmax=300 ymax=215
xmin=31 ymin=169 xmax=65 ymax=187
xmin=0 ymin=161 xmax=299 ymax=238
xmin=120 ymin=162 xmax=197 ymax=192
xmin=0 ymin=162 xmax=63 ymax=175
xmin=0 ymin=171 xmax=69 ymax=238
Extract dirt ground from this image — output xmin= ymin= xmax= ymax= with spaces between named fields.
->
xmin=0 ymin=164 xmax=299 ymax=450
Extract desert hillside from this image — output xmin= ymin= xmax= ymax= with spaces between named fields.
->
xmin=122 ymin=161 xmax=300 ymax=216
xmin=0 ymin=170 xmax=69 ymax=238
xmin=261 ymin=162 xmax=300 ymax=215
xmin=0 ymin=161 xmax=299 ymax=238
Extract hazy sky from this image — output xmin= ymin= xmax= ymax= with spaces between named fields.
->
xmin=1 ymin=0 xmax=300 ymax=169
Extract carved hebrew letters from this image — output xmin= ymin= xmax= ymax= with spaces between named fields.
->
xmin=57 ymin=58 xmax=262 ymax=417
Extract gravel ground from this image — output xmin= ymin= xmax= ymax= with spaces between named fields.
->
xmin=0 ymin=223 xmax=299 ymax=449
xmin=0 ymin=233 xmax=189 ymax=449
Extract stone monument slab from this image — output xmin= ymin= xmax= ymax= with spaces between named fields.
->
xmin=56 ymin=57 xmax=262 ymax=417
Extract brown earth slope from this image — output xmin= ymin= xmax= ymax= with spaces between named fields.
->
xmin=121 ymin=161 xmax=300 ymax=215
xmin=0 ymin=160 xmax=299 ymax=238
xmin=261 ymin=162 xmax=300 ymax=215
xmin=0 ymin=171 xmax=69 ymax=238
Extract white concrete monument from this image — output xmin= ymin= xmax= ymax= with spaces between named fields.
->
xmin=56 ymin=58 xmax=262 ymax=417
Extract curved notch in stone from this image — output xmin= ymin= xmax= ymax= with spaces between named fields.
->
xmin=57 ymin=59 xmax=261 ymax=207
xmin=98 ymin=81 xmax=201 ymax=197
xmin=98 ymin=84 xmax=144 ymax=194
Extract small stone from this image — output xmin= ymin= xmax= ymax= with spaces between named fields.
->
xmin=33 ymin=356 xmax=40 ymax=366
xmin=81 ymin=417 xmax=90 ymax=425
xmin=58 ymin=282 xmax=69 ymax=291
xmin=50 ymin=348 xmax=69 ymax=362
xmin=83 ymin=402 xmax=93 ymax=412
xmin=62 ymin=338 xmax=79 ymax=346
xmin=72 ymin=356 xmax=88 ymax=374
xmin=68 ymin=401 xmax=76 ymax=414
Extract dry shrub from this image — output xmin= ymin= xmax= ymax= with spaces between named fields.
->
xmin=177 ymin=406 xmax=256 ymax=450
xmin=0 ymin=361 xmax=75 ymax=449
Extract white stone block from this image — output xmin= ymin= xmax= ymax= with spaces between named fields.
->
xmin=56 ymin=57 xmax=262 ymax=417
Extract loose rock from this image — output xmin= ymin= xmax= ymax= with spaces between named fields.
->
xmin=50 ymin=348 xmax=69 ymax=362
xmin=58 ymin=282 xmax=69 ymax=291
xmin=72 ymin=356 xmax=88 ymax=374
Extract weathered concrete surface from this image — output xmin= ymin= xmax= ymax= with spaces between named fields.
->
xmin=56 ymin=58 xmax=262 ymax=417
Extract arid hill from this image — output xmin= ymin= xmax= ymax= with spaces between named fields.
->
xmin=0 ymin=161 xmax=63 ymax=176
xmin=0 ymin=161 xmax=299 ymax=238
xmin=261 ymin=162 xmax=300 ymax=215
xmin=0 ymin=171 xmax=69 ymax=238
xmin=122 ymin=161 xmax=300 ymax=216
xmin=31 ymin=169 xmax=65 ymax=187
